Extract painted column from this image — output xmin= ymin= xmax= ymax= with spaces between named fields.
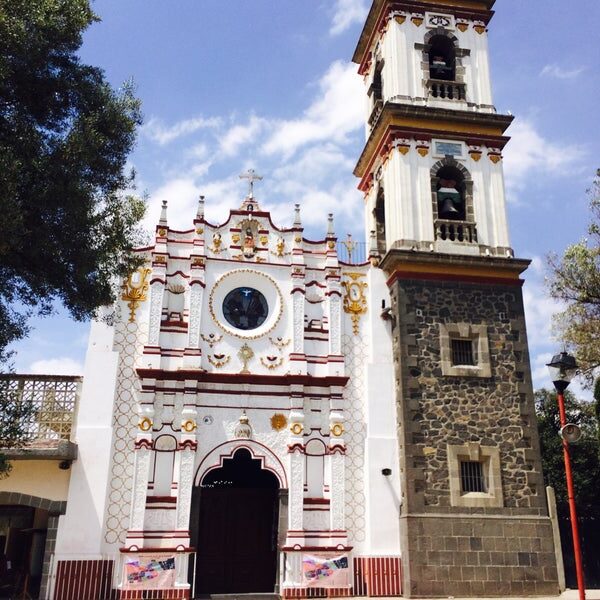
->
xmin=290 ymin=205 xmax=307 ymax=375
xmin=287 ymin=400 xmax=305 ymax=537
xmin=329 ymin=399 xmax=346 ymax=532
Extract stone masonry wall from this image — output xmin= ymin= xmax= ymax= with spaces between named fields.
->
xmin=390 ymin=276 xmax=559 ymax=597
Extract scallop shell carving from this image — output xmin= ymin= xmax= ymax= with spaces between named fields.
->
xmin=168 ymin=284 xmax=186 ymax=295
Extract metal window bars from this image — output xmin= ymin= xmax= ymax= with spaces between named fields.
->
xmin=460 ymin=460 xmax=487 ymax=494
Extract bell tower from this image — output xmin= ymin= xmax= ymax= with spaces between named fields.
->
xmin=353 ymin=1 xmax=560 ymax=598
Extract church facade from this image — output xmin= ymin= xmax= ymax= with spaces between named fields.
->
xmin=46 ymin=1 xmax=561 ymax=599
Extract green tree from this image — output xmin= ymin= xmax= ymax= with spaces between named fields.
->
xmin=548 ymin=171 xmax=600 ymax=383
xmin=0 ymin=0 xmax=146 ymax=365
xmin=0 ymin=381 xmax=35 ymax=477
xmin=535 ymin=388 xmax=600 ymax=518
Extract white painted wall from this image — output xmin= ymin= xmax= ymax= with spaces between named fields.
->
xmin=54 ymin=318 xmax=119 ymax=558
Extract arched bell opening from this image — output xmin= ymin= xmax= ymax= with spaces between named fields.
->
xmin=428 ymin=35 xmax=456 ymax=81
xmin=369 ymin=59 xmax=384 ymax=102
xmin=435 ymin=165 xmax=466 ymax=221
xmin=431 ymin=159 xmax=477 ymax=244
xmin=191 ymin=447 xmax=281 ymax=595
xmin=373 ymin=185 xmax=387 ymax=255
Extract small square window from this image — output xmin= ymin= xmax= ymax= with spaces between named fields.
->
xmin=440 ymin=323 xmax=491 ymax=378
xmin=451 ymin=338 xmax=475 ymax=366
xmin=460 ymin=461 xmax=486 ymax=493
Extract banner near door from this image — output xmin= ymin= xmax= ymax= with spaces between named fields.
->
xmin=302 ymin=554 xmax=349 ymax=588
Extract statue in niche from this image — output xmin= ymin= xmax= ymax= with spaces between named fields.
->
xmin=437 ymin=178 xmax=464 ymax=220
xmin=243 ymin=227 xmax=256 ymax=258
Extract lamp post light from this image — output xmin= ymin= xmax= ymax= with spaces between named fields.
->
xmin=546 ymin=351 xmax=586 ymax=600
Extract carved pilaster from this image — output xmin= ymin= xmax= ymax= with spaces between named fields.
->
xmin=147 ymin=280 xmax=165 ymax=347
xmin=176 ymin=444 xmax=197 ymax=530
xmin=328 ymin=291 xmax=342 ymax=355
xmin=129 ymin=444 xmax=152 ymax=532
xmin=288 ymin=449 xmax=305 ymax=531
xmin=187 ymin=283 xmax=204 ymax=350
xmin=329 ymin=451 xmax=346 ymax=531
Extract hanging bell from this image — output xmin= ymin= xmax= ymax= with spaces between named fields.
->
xmin=439 ymin=197 xmax=460 ymax=218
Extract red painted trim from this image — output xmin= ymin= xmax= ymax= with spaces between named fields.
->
xmin=146 ymin=496 xmax=176 ymax=504
xmin=137 ymin=369 xmax=349 ymax=387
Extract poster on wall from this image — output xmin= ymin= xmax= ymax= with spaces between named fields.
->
xmin=123 ymin=554 xmax=176 ymax=590
xmin=302 ymin=554 xmax=349 ymax=588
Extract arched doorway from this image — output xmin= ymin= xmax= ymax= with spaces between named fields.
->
xmin=193 ymin=448 xmax=280 ymax=594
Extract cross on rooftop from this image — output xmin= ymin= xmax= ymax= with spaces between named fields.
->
xmin=239 ymin=168 xmax=263 ymax=198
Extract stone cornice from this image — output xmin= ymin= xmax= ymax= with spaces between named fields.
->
xmin=353 ymin=0 xmax=496 ymax=66
xmin=354 ymin=102 xmax=513 ymax=179
xmin=381 ymin=249 xmax=531 ymax=285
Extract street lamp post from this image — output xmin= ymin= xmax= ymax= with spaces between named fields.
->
xmin=546 ymin=351 xmax=586 ymax=600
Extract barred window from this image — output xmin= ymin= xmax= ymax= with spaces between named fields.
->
xmin=460 ymin=461 xmax=486 ymax=493
xmin=451 ymin=338 xmax=475 ymax=366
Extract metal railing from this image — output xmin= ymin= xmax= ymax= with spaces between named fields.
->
xmin=428 ymin=79 xmax=466 ymax=101
xmin=337 ymin=238 xmax=368 ymax=265
xmin=435 ymin=219 xmax=478 ymax=244
xmin=0 ymin=374 xmax=82 ymax=448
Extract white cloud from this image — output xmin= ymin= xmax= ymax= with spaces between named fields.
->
xmin=540 ymin=64 xmax=586 ymax=80
xmin=219 ymin=116 xmax=268 ymax=157
xmin=142 ymin=116 xmax=220 ymax=146
xmin=29 ymin=358 xmax=83 ymax=376
xmin=503 ymin=118 xmax=586 ymax=200
xmin=262 ymin=61 xmax=363 ymax=158
xmin=145 ymin=178 xmax=202 ymax=231
xmin=330 ymin=0 xmax=369 ymax=36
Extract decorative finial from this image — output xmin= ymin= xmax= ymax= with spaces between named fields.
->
xmin=293 ymin=204 xmax=302 ymax=227
xmin=239 ymin=168 xmax=263 ymax=199
xmin=234 ymin=410 xmax=253 ymax=439
xmin=159 ymin=200 xmax=168 ymax=225
xmin=197 ymin=195 xmax=205 ymax=220
xmin=327 ymin=213 xmax=335 ymax=237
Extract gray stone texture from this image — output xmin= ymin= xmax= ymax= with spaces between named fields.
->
xmin=389 ymin=275 xmax=559 ymax=597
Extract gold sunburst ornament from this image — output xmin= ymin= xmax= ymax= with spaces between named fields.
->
xmin=271 ymin=414 xmax=287 ymax=431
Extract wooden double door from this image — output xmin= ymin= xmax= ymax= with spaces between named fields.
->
xmin=194 ymin=449 xmax=279 ymax=595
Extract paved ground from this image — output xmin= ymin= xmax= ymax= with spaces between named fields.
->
xmin=398 ymin=590 xmax=600 ymax=600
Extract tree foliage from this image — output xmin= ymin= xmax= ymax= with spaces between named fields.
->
xmin=0 ymin=0 xmax=146 ymax=365
xmin=0 ymin=382 xmax=35 ymax=477
xmin=535 ymin=388 xmax=600 ymax=518
xmin=548 ymin=171 xmax=600 ymax=383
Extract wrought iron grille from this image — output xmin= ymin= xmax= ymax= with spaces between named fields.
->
xmin=0 ymin=375 xmax=82 ymax=448
xmin=337 ymin=238 xmax=367 ymax=265
xmin=451 ymin=338 xmax=475 ymax=366
xmin=460 ymin=461 xmax=486 ymax=493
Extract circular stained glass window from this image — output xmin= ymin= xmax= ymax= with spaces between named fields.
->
xmin=222 ymin=287 xmax=268 ymax=330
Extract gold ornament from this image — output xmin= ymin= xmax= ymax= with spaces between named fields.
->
xmin=139 ymin=417 xmax=153 ymax=432
xmin=260 ymin=235 xmax=269 ymax=246
xmin=411 ymin=16 xmax=423 ymax=26
xmin=122 ymin=267 xmax=151 ymax=323
xmin=182 ymin=419 xmax=197 ymax=433
xmin=394 ymin=15 xmax=406 ymax=25
xmin=231 ymin=233 xmax=241 ymax=244
xmin=457 ymin=22 xmax=469 ymax=32
xmin=474 ymin=24 xmax=486 ymax=34
xmin=398 ymin=144 xmax=410 ymax=155
xmin=260 ymin=355 xmax=283 ymax=370
xmin=342 ymin=272 xmax=368 ymax=335
xmin=158 ymin=228 xmax=168 ymax=237
xmin=331 ymin=423 xmax=345 ymax=437
xmin=208 ymin=353 xmax=231 ymax=369
xmin=196 ymin=227 xmax=204 ymax=235
xmin=238 ymin=343 xmax=255 ymax=374
xmin=469 ymin=151 xmax=482 ymax=162
xmin=489 ymin=154 xmax=502 ymax=164
xmin=290 ymin=422 xmax=303 ymax=435
xmin=271 ymin=413 xmax=287 ymax=431
xmin=417 ymin=146 xmax=429 ymax=157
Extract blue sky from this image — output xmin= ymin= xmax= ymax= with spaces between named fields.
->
xmin=9 ymin=0 xmax=600 ymax=395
